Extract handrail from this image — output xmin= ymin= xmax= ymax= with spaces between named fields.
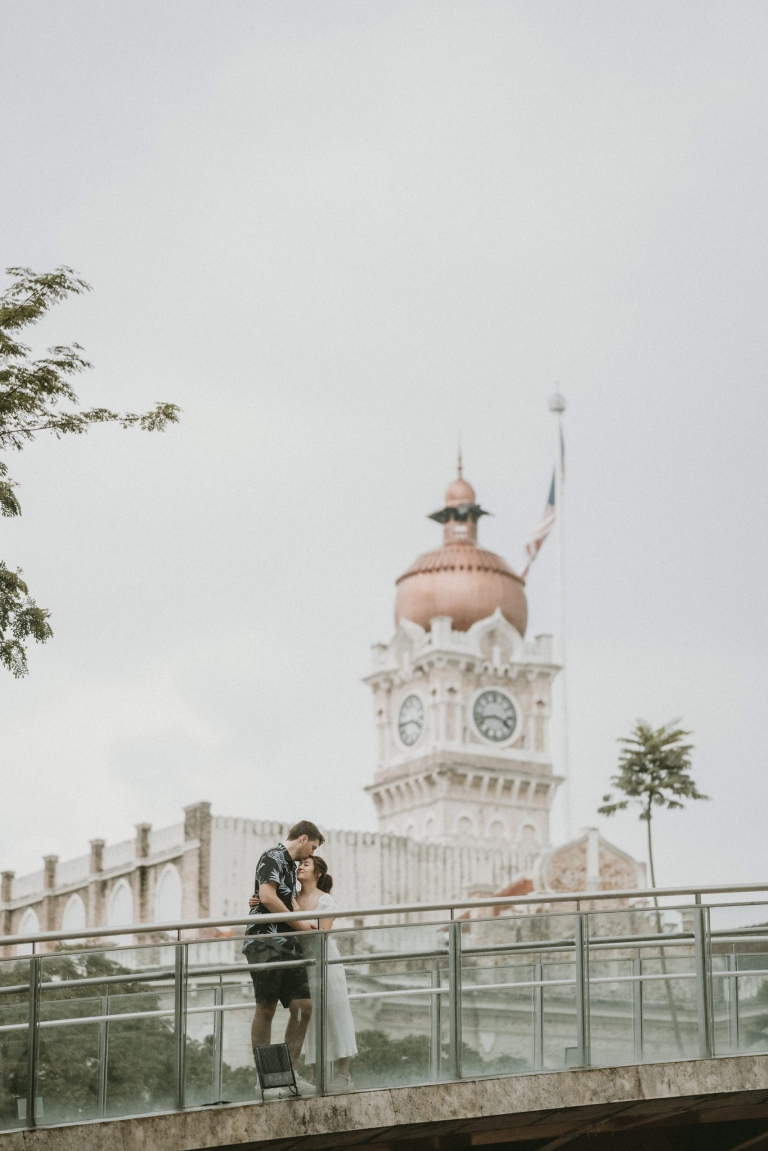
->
xmin=4 ymin=884 xmax=768 ymax=1134
xmin=1 ymin=922 xmax=766 ymax=996
xmin=3 ymin=881 xmax=768 ymax=949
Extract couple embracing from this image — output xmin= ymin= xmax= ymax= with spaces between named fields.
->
xmin=244 ymin=820 xmax=357 ymax=1095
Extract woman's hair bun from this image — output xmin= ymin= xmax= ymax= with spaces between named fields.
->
xmin=312 ymin=855 xmax=333 ymax=894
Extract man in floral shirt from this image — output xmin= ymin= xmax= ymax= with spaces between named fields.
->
xmin=246 ymin=820 xmax=324 ymax=1091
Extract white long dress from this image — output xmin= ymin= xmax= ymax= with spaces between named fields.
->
xmin=303 ymin=893 xmax=358 ymax=1065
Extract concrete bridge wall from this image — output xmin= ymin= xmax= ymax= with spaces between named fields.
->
xmin=2 ymin=1053 xmax=768 ymax=1151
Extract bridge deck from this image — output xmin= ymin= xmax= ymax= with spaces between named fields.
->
xmin=2 ymin=1054 xmax=768 ymax=1151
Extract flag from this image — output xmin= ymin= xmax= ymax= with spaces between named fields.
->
xmin=520 ymin=430 xmax=563 ymax=579
xmin=520 ymin=473 xmax=556 ymax=578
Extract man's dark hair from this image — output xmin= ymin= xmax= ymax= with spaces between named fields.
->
xmin=287 ymin=820 xmax=325 ymax=845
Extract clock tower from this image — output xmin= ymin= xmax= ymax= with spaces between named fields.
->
xmin=365 ymin=468 xmax=561 ymax=856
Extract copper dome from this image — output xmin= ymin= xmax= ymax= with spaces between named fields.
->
xmin=395 ymin=474 xmax=528 ymax=636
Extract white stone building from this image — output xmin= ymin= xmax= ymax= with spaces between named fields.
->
xmin=0 ymin=468 xmax=642 ymax=951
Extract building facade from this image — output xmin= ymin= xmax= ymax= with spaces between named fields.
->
xmin=1 ymin=468 xmax=643 ymax=952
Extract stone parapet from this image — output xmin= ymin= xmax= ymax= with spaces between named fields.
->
xmin=2 ymin=1054 xmax=768 ymax=1150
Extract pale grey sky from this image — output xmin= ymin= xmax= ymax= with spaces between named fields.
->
xmin=1 ymin=1 xmax=767 ymax=887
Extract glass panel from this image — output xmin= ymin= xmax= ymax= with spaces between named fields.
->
xmin=731 ymin=954 xmax=768 ymax=1055
xmin=587 ymin=904 xmax=699 ymax=1067
xmin=184 ymin=982 xmax=219 ymax=1107
xmin=639 ymin=954 xmax=701 ymax=1063
xmin=219 ymin=976 xmax=262 ymax=1104
xmin=34 ymin=943 xmax=176 ymax=1123
xmin=328 ymin=920 xmax=446 ymax=1091
xmin=709 ymin=901 xmax=768 ymax=1057
xmin=540 ymin=958 xmax=578 ymax=1070
xmin=103 ymin=987 xmax=175 ymax=1117
xmin=0 ymin=956 xmax=33 ymax=1131
xmin=460 ymin=911 xmax=577 ymax=1077
xmin=711 ymin=951 xmax=733 ymax=1056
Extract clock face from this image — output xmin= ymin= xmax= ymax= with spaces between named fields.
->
xmin=473 ymin=690 xmax=517 ymax=743
xmin=398 ymin=694 xmax=424 ymax=747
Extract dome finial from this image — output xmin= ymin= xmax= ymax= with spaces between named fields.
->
xmin=457 ymin=435 xmax=463 ymax=480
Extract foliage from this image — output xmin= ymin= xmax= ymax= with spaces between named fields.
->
xmin=349 ymin=1028 xmax=431 ymax=1086
xmin=599 ymin=719 xmax=707 ymax=886
xmin=0 ymin=265 xmax=179 ymax=676
xmin=347 ymin=1028 xmax=527 ymax=1088
xmin=0 ymin=563 xmax=52 ymax=678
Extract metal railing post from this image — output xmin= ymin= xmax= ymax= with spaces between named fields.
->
xmin=632 ymin=955 xmax=643 ymax=1063
xmin=314 ymin=932 xmax=327 ymax=1095
xmin=430 ymin=962 xmax=442 ymax=1081
xmin=448 ymin=920 xmax=462 ymax=1080
xmin=574 ymin=914 xmax=590 ymax=1068
xmin=727 ymin=952 xmax=739 ymax=1053
xmin=694 ymin=900 xmax=713 ymax=1058
xmin=173 ymin=943 xmax=188 ymax=1110
xmin=533 ymin=961 xmax=543 ymax=1071
xmin=211 ymin=984 xmax=223 ymax=1103
xmin=25 ymin=955 xmax=40 ymax=1129
xmin=97 ymin=995 xmax=109 ymax=1116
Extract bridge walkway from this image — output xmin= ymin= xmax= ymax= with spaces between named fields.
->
xmin=2 ymin=1054 xmax=768 ymax=1150
xmin=3 ymin=883 xmax=768 ymax=1148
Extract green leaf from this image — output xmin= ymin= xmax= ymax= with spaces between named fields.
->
xmin=0 ymin=562 xmax=52 ymax=677
xmin=599 ymin=719 xmax=708 ymax=828
xmin=0 ymin=265 xmax=180 ymax=676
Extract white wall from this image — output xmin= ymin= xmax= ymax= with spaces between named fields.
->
xmin=209 ymin=816 xmax=522 ymax=921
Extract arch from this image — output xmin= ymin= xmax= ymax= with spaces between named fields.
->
xmin=17 ymin=907 xmax=40 ymax=955
xmin=467 ymin=608 xmax=524 ymax=657
xmin=108 ymin=879 xmax=134 ymax=928
xmin=488 ymin=819 xmax=508 ymax=846
xmin=154 ymin=863 xmax=182 ymax=923
xmin=62 ymin=893 xmax=87 ymax=934
xmin=519 ymin=824 xmax=539 ymax=854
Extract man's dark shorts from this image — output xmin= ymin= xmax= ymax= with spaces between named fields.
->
xmin=247 ymin=937 xmax=311 ymax=1009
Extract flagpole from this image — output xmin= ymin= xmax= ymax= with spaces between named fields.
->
xmin=549 ymin=389 xmax=571 ymax=841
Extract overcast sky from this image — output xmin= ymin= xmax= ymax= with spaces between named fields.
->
xmin=1 ymin=1 xmax=767 ymax=891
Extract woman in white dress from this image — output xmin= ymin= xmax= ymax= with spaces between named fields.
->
xmin=295 ymin=855 xmax=357 ymax=1088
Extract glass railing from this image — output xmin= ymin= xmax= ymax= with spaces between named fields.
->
xmin=2 ymin=884 xmax=768 ymax=1132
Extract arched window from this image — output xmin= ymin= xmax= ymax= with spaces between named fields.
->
xmin=108 ymin=880 xmax=134 ymax=928
xmin=489 ymin=820 xmax=508 ymax=846
xmin=154 ymin=864 xmax=182 ymax=924
xmin=17 ymin=907 xmax=40 ymax=956
xmin=519 ymin=825 xmax=538 ymax=863
xmin=62 ymin=893 xmax=87 ymax=935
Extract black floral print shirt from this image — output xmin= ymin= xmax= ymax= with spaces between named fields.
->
xmin=250 ymin=843 xmax=297 ymax=935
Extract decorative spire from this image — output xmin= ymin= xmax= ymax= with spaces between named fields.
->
xmin=428 ymin=466 xmax=490 ymax=545
xmin=457 ymin=438 xmax=463 ymax=480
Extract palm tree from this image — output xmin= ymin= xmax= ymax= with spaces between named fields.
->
xmin=599 ymin=719 xmax=707 ymax=890
xmin=599 ymin=719 xmax=708 ymax=1056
